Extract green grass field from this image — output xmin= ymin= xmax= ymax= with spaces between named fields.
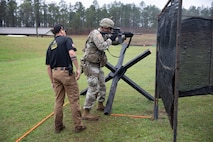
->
xmin=0 ymin=35 xmax=212 ymax=142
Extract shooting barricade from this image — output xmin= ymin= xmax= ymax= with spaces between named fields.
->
xmin=80 ymin=32 xmax=154 ymax=115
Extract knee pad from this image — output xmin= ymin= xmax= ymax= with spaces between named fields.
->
xmin=88 ymin=76 xmax=98 ymax=87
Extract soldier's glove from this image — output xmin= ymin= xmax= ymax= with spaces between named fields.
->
xmin=109 ymin=34 xmax=117 ymax=41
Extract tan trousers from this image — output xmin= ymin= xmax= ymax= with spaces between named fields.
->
xmin=52 ymin=70 xmax=83 ymax=130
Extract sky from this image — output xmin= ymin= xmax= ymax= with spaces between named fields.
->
xmin=45 ymin=0 xmax=212 ymax=9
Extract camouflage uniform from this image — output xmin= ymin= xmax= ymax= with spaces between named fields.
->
xmin=81 ymin=28 xmax=112 ymax=110
xmin=80 ymin=18 xmax=115 ymax=121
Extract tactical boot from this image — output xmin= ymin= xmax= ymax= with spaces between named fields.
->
xmin=55 ymin=125 xmax=65 ymax=133
xmin=96 ymin=102 xmax=105 ymax=111
xmin=74 ymin=125 xmax=87 ymax=133
xmin=82 ymin=108 xmax=99 ymax=121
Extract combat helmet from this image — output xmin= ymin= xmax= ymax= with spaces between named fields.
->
xmin=99 ymin=18 xmax=114 ymax=29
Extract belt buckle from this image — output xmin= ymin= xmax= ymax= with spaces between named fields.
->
xmin=61 ymin=67 xmax=68 ymax=70
xmin=54 ymin=67 xmax=67 ymax=70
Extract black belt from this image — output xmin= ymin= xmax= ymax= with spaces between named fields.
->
xmin=54 ymin=67 xmax=69 ymax=70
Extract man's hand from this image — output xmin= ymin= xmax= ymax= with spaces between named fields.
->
xmin=75 ymin=69 xmax=81 ymax=80
xmin=51 ymin=83 xmax=55 ymax=89
xmin=109 ymin=34 xmax=117 ymax=41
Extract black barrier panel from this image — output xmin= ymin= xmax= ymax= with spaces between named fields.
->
xmin=156 ymin=0 xmax=179 ymax=126
xmin=179 ymin=17 xmax=213 ymax=96
xmin=155 ymin=1 xmax=212 ymax=142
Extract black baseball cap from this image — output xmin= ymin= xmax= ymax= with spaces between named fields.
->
xmin=53 ymin=24 xmax=65 ymax=34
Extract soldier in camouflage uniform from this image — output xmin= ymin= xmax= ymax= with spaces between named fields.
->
xmin=80 ymin=18 xmax=116 ymax=121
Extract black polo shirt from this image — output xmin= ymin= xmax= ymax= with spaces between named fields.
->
xmin=46 ymin=36 xmax=75 ymax=69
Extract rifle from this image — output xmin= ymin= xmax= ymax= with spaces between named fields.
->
xmin=101 ymin=27 xmax=134 ymax=45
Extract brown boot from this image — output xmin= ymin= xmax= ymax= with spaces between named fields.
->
xmin=74 ymin=125 xmax=86 ymax=133
xmin=96 ymin=102 xmax=105 ymax=111
xmin=82 ymin=108 xmax=99 ymax=121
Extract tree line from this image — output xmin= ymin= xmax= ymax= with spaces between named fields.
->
xmin=0 ymin=0 xmax=212 ymax=34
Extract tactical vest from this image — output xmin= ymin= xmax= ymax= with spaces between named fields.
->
xmin=82 ymin=30 xmax=107 ymax=67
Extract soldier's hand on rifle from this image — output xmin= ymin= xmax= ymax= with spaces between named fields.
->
xmin=121 ymin=35 xmax=126 ymax=41
xmin=109 ymin=34 xmax=117 ymax=41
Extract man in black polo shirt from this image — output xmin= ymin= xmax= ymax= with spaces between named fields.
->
xmin=46 ymin=24 xmax=86 ymax=133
